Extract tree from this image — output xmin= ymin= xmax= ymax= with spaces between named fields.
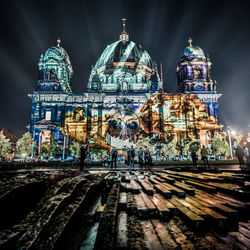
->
xmin=16 ymin=132 xmax=33 ymax=158
xmin=40 ymin=142 xmax=50 ymax=158
xmin=0 ymin=135 xmax=11 ymax=160
xmin=211 ymin=132 xmax=230 ymax=157
xmin=189 ymin=141 xmax=201 ymax=153
xmin=69 ymin=140 xmax=81 ymax=158
xmin=49 ymin=134 xmax=58 ymax=157
xmin=0 ymin=125 xmax=18 ymax=143
xmin=40 ymin=134 xmax=62 ymax=159
xmin=232 ymin=131 xmax=243 ymax=147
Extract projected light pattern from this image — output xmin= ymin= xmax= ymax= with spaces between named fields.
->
xmin=60 ymin=93 xmax=221 ymax=151
xmin=37 ymin=40 xmax=73 ymax=94
xmin=29 ymin=20 xmax=222 ymax=156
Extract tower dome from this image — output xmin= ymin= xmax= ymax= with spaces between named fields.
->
xmin=176 ymin=38 xmax=215 ymax=93
xmin=87 ymin=19 xmax=162 ymax=93
xmin=37 ymin=39 xmax=73 ymax=94
xmin=182 ymin=45 xmax=205 ymax=59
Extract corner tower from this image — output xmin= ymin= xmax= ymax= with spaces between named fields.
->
xmin=29 ymin=39 xmax=74 ymax=154
xmin=177 ymin=38 xmax=216 ymax=94
xmin=177 ymin=38 xmax=222 ymax=121
xmin=36 ymin=38 xmax=73 ymax=94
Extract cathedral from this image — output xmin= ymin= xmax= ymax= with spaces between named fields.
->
xmin=29 ymin=19 xmax=222 ymax=157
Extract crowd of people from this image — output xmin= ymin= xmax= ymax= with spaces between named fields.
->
xmin=190 ymin=145 xmax=210 ymax=168
xmin=78 ymin=142 xmax=250 ymax=171
xmin=79 ymin=143 xmax=153 ymax=171
xmin=112 ymin=145 xmax=153 ymax=170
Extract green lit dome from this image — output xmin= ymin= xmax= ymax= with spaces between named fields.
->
xmin=95 ymin=40 xmax=153 ymax=69
xmin=88 ymin=39 xmax=161 ymax=93
xmin=182 ymin=45 xmax=205 ymax=58
xmin=38 ymin=39 xmax=73 ymax=94
xmin=44 ymin=45 xmax=73 ymax=74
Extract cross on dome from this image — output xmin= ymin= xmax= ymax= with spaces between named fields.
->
xmin=120 ymin=18 xmax=129 ymax=42
xmin=188 ymin=37 xmax=193 ymax=47
xmin=57 ymin=38 xmax=61 ymax=47
xmin=122 ymin=17 xmax=126 ymax=33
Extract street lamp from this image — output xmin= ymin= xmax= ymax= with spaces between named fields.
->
xmin=62 ymin=132 xmax=66 ymax=161
xmin=227 ymin=124 xmax=233 ymax=160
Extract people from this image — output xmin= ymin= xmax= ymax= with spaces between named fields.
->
xmin=235 ymin=145 xmax=245 ymax=169
xmin=144 ymin=146 xmax=150 ymax=169
xmin=111 ymin=148 xmax=118 ymax=169
xmin=80 ymin=143 xmax=88 ymax=171
xmin=148 ymin=152 xmax=153 ymax=168
xmin=191 ymin=150 xmax=198 ymax=167
xmin=129 ymin=145 xmax=135 ymax=170
xmin=127 ymin=147 xmax=130 ymax=167
xmin=201 ymin=145 xmax=210 ymax=168
xmin=138 ymin=147 xmax=143 ymax=168
xmin=245 ymin=142 xmax=250 ymax=167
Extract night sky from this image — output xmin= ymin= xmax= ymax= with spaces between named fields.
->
xmin=1 ymin=0 xmax=250 ymax=136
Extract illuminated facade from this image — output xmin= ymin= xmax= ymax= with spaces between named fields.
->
xmin=29 ymin=20 xmax=222 ymax=156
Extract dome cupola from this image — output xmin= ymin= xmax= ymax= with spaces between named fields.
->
xmin=181 ymin=38 xmax=205 ymax=59
xmin=176 ymin=38 xmax=216 ymax=93
xmin=37 ymin=39 xmax=73 ymax=94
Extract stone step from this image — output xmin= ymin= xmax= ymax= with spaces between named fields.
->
xmin=140 ymin=220 xmax=163 ymax=250
xmin=166 ymin=219 xmax=195 ymax=249
xmin=94 ymin=182 xmax=120 ymax=250
xmin=140 ymin=192 xmax=157 ymax=213
xmin=175 ymin=198 xmax=208 ymax=218
xmin=172 ymin=181 xmax=195 ymax=195
xmin=154 ymin=184 xmax=172 ymax=198
xmin=118 ymin=192 xmax=127 ymax=210
xmin=195 ymin=194 xmax=238 ymax=217
xmin=184 ymin=197 xmax=227 ymax=228
xmin=137 ymin=179 xmax=154 ymax=195
xmin=154 ymin=194 xmax=177 ymax=213
xmin=151 ymin=219 xmax=178 ymax=249
xmin=184 ymin=180 xmax=216 ymax=193
xmin=169 ymin=198 xmax=205 ymax=230
xmin=162 ymin=183 xmax=186 ymax=197
xmin=156 ymin=174 xmax=175 ymax=184
xmin=149 ymin=194 xmax=170 ymax=217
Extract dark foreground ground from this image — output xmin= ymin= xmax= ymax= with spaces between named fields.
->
xmin=0 ymin=165 xmax=250 ymax=249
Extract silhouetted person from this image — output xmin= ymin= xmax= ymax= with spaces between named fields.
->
xmin=138 ymin=147 xmax=143 ymax=168
xmin=144 ymin=146 xmax=150 ymax=169
xmin=235 ymin=145 xmax=245 ymax=169
xmin=201 ymin=146 xmax=210 ymax=168
xmin=129 ymin=146 xmax=135 ymax=170
xmin=148 ymin=153 xmax=153 ymax=168
xmin=111 ymin=148 xmax=118 ymax=169
xmin=245 ymin=142 xmax=250 ymax=167
xmin=127 ymin=147 xmax=130 ymax=167
xmin=191 ymin=150 xmax=198 ymax=167
xmin=80 ymin=143 xmax=87 ymax=171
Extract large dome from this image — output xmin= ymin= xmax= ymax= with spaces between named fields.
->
xmin=88 ymin=39 xmax=161 ymax=93
xmin=95 ymin=40 xmax=153 ymax=69
xmin=87 ymin=19 xmax=162 ymax=93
